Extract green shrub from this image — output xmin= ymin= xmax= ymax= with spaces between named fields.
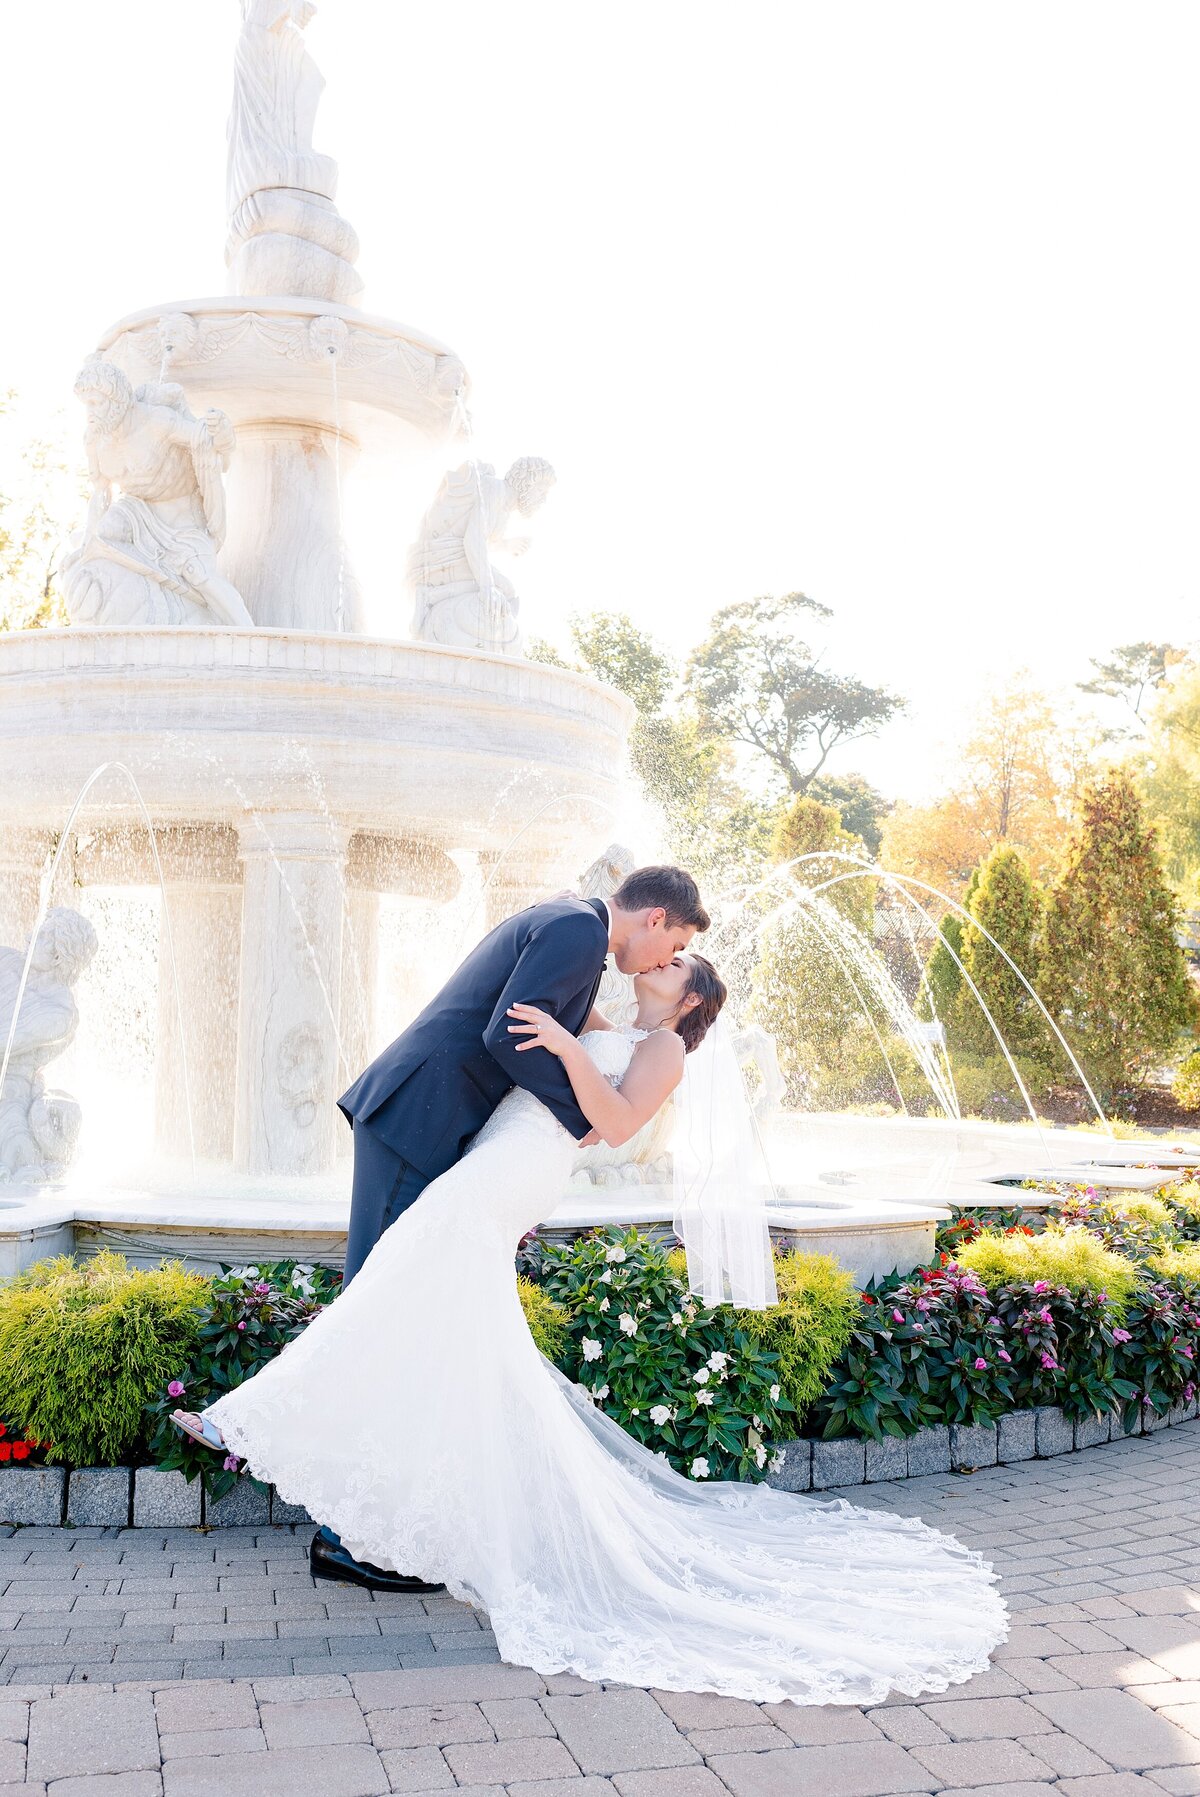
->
xmin=1173 ymin=1051 xmax=1200 ymax=1111
xmin=518 ymin=1277 xmax=569 ymax=1361
xmin=1110 ymin=1195 xmax=1173 ymax=1227
xmin=148 ymin=1263 xmax=334 ymax=1500
xmin=956 ymin=1226 xmax=1140 ymax=1314
xmin=0 ymin=1253 xmax=208 ymax=1467
xmin=732 ymin=1252 xmax=858 ymax=1430
xmin=1165 ymin=1180 xmax=1200 ymax=1241
xmin=1148 ymin=1244 xmax=1200 ymax=1285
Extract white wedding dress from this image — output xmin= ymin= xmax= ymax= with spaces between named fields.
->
xmin=206 ymin=1028 xmax=1007 ymax=1705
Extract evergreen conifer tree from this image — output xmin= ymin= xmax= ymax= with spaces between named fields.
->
xmin=1040 ymin=770 xmax=1197 ymax=1097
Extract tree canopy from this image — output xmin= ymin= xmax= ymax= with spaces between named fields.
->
xmin=682 ymin=592 xmax=904 ymax=795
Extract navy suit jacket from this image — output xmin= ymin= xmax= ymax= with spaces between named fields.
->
xmin=337 ymin=894 xmax=610 ymax=1181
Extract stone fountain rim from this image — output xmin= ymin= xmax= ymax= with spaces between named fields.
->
xmin=95 ymin=294 xmax=461 ymax=364
xmin=0 ymin=624 xmax=636 ymax=724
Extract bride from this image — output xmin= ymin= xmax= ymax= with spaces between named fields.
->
xmin=175 ymin=951 xmax=1007 ymax=1705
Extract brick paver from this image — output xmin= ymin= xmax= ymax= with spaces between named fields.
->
xmin=1 ymin=1420 xmax=1199 ymax=1789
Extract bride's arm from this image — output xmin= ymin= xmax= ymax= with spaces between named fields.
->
xmin=506 ymin=1005 xmax=683 ymax=1147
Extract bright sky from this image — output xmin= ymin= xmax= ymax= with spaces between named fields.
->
xmin=4 ymin=1 xmax=1199 ymax=802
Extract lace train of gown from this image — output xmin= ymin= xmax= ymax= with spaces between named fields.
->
xmin=206 ymin=1029 xmax=1008 ymax=1705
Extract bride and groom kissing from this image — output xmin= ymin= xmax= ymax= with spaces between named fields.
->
xmin=173 ymin=862 xmax=1007 ymax=1706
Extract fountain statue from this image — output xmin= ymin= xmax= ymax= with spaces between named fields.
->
xmin=227 ymin=0 xmax=361 ymax=303
xmin=62 ymin=361 xmax=252 ymax=629
xmin=408 ymin=459 xmax=557 ymax=653
xmin=0 ymin=909 xmax=99 ymax=1186
xmin=0 ymin=5 xmax=631 ymax=1212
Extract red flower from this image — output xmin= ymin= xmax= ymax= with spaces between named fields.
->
xmin=861 ymin=1293 xmax=875 ymax=1305
xmin=0 ymin=1444 xmax=11 ymax=1462
xmin=0 ymin=1424 xmax=8 ymax=1439
xmin=11 ymin=1443 xmax=30 ymax=1461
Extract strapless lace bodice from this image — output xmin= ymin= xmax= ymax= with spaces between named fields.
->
xmin=474 ymin=1027 xmax=645 ymax=1151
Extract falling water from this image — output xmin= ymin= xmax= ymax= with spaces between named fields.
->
xmin=0 ymin=762 xmax=197 ymax=1177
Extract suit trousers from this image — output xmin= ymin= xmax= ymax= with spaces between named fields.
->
xmin=342 ymin=1118 xmax=432 ymax=1289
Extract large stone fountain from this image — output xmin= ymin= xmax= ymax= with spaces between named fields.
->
xmin=0 ymin=0 xmax=630 ymax=1259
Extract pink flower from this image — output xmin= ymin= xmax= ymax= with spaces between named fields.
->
xmin=973 ymin=1357 xmax=987 ymax=1371
xmin=892 ymin=1309 xmax=904 ymax=1323
xmin=167 ymin=1380 xmax=185 ymax=1398
xmin=1040 ymin=1351 xmax=1058 ymax=1370
xmin=1033 ymin=1280 xmax=1050 ymax=1293
xmin=998 ymin=1349 xmax=1012 ymax=1363
xmin=236 ymin=1321 xmax=247 ymax=1332
xmin=1112 ymin=1328 xmax=1132 ymax=1343
xmin=223 ymin=1454 xmax=240 ymax=1472
xmin=916 ymin=1298 xmax=930 ymax=1312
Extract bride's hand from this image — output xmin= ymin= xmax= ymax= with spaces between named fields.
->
xmin=506 ymin=1003 xmax=575 ymax=1059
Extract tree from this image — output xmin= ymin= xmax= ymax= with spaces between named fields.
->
xmin=534 ymin=611 xmax=775 ymax=885
xmin=683 ymin=592 xmax=904 ymax=795
xmin=1134 ymin=659 xmax=1200 ymax=906
xmin=1039 ymin=770 xmax=1197 ymax=1098
xmin=957 ymin=846 xmax=1044 ymax=1059
xmin=1078 ymin=641 xmax=1180 ymax=737
xmin=879 ymin=678 xmax=1100 ymax=894
xmin=0 ymin=395 xmax=82 ymax=631
xmin=805 ymin=772 xmax=890 ymax=857
xmin=919 ymin=867 xmax=980 ymax=1024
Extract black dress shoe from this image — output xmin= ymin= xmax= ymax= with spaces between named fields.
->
xmin=309 ymin=1525 xmax=445 ymax=1594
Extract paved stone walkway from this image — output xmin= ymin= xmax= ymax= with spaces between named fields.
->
xmin=3 ymin=1423 xmax=1200 ymax=1793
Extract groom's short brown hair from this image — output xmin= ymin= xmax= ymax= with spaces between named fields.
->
xmin=612 ymin=865 xmax=709 ymax=933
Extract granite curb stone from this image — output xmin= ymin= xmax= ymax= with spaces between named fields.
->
xmin=1035 ymin=1405 xmax=1075 ymax=1456
xmin=66 ymin=1468 xmax=132 ymax=1528
xmin=996 ymin=1409 xmax=1036 ymax=1463
xmin=950 ymin=1422 xmax=998 ymax=1471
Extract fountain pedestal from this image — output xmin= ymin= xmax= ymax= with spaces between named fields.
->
xmin=233 ymin=814 xmax=349 ymax=1178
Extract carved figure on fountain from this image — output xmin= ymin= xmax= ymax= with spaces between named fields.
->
xmin=227 ymin=0 xmax=362 ymax=303
xmin=0 ymin=908 xmax=99 ymax=1187
xmin=62 ymin=359 xmax=254 ymax=629
xmin=408 ymin=458 xmax=556 ymax=654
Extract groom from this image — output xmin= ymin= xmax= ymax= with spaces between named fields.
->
xmin=312 ymin=863 xmax=709 ymax=1590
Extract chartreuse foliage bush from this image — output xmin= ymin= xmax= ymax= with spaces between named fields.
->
xmin=732 ymin=1252 xmax=859 ymax=1427
xmin=518 ymin=1277 xmax=569 ymax=1361
xmin=956 ymin=1225 xmax=1140 ymax=1314
xmin=1148 ymin=1244 xmax=1200 ymax=1285
xmin=0 ymin=1253 xmax=208 ymax=1468
xmin=1172 ymin=1053 xmax=1200 ymax=1112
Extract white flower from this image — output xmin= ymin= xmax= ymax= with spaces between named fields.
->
xmin=631 ymin=1408 xmax=640 ymax=1416
xmin=755 ymin=1444 xmax=768 ymax=1469
xmin=769 ymin=1384 xmax=781 ymax=1403
xmin=693 ymin=1367 xmax=710 ymax=1385
xmin=752 ymin=1415 xmax=762 ymax=1428
xmin=707 ymin=1351 xmax=728 ymax=1372
xmin=650 ymin=1404 xmax=673 ymax=1426
xmin=598 ymin=1297 xmax=610 ymax=1311
xmin=670 ymin=1313 xmax=684 ymax=1328
xmin=618 ymin=1313 xmax=638 ymax=1336
xmin=599 ymin=1269 xmax=613 ymax=1284
xmin=691 ymin=1457 xmax=711 ymax=1479
xmin=594 ymin=1383 xmax=610 ymax=1400
xmin=769 ymin=1449 xmax=786 ymax=1473
xmin=605 ymin=1245 xmax=627 ymax=1263
xmin=696 ymin=1389 xmax=714 ymax=1407
xmin=581 ymin=1338 xmax=603 ymax=1362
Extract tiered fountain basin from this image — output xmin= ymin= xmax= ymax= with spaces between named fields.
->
xmin=0 ymin=626 xmax=631 ymax=846
xmin=0 ymin=1114 xmax=1188 ymax=1287
xmin=0 ymin=625 xmax=632 ymax=1185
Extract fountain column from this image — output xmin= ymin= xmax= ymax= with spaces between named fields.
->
xmin=233 ymin=814 xmax=349 ymax=1177
xmin=155 ymin=881 xmax=242 ymax=1164
xmin=336 ymin=888 xmax=378 ymax=1159
xmin=218 ymin=421 xmax=363 ymax=634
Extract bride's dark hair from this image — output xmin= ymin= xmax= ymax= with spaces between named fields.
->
xmin=677 ymin=954 xmax=727 ymax=1054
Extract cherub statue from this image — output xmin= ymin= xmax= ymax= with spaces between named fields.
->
xmin=62 ymin=358 xmax=254 ymax=628
xmin=0 ymin=908 xmax=99 ymax=1186
xmin=407 ymin=458 xmax=556 ymax=654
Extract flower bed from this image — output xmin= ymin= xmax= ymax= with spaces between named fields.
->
xmin=0 ymin=1176 xmax=1199 ymax=1523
